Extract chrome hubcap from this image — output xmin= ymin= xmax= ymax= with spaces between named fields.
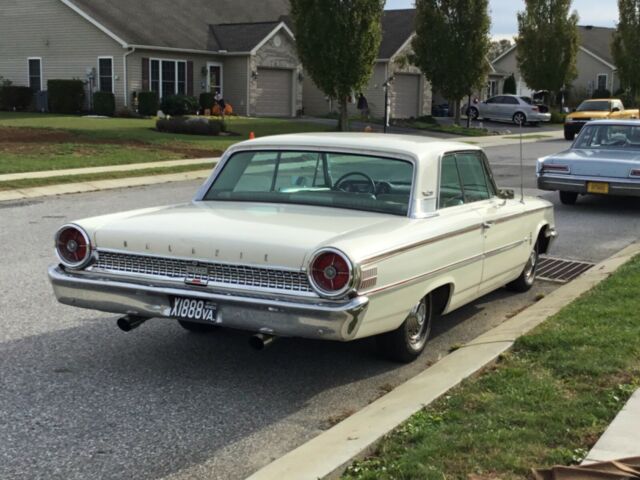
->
xmin=524 ymin=250 xmax=537 ymax=284
xmin=406 ymin=299 xmax=430 ymax=348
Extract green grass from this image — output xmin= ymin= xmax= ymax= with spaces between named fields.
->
xmin=344 ymin=256 xmax=640 ymax=480
xmin=503 ymin=134 xmax=554 ymax=140
xmin=0 ymin=112 xmax=327 ymax=174
xmin=0 ymin=163 xmax=212 ymax=191
xmin=398 ymin=119 xmax=492 ymax=137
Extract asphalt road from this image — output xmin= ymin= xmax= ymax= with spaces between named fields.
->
xmin=1 ymin=139 xmax=638 ymax=480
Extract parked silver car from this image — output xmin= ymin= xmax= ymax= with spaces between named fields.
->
xmin=469 ymin=95 xmax=551 ymax=125
xmin=537 ymin=120 xmax=640 ymax=205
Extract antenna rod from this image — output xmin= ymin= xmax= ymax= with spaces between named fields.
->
xmin=520 ymin=120 xmax=524 ymax=203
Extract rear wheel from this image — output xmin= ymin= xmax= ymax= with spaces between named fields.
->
xmin=506 ymin=244 xmax=539 ymax=292
xmin=513 ymin=112 xmax=527 ymax=125
xmin=560 ymin=191 xmax=578 ymax=205
xmin=469 ymin=107 xmax=479 ymax=120
xmin=376 ymin=294 xmax=433 ymax=363
xmin=178 ymin=320 xmax=216 ymax=333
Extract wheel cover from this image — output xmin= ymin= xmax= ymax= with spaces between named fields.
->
xmin=524 ymin=250 xmax=538 ymax=285
xmin=514 ymin=113 xmax=525 ymax=124
xmin=406 ymin=298 xmax=432 ymax=351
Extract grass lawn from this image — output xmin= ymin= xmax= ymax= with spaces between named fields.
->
xmin=344 ymin=255 xmax=640 ymax=480
xmin=0 ymin=112 xmax=327 ymax=175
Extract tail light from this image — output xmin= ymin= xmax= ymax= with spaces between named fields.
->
xmin=542 ymin=164 xmax=570 ymax=174
xmin=309 ymin=248 xmax=354 ymax=298
xmin=55 ymin=225 xmax=92 ymax=269
xmin=631 ymin=169 xmax=640 ymax=178
xmin=532 ymin=106 xmax=539 ymax=112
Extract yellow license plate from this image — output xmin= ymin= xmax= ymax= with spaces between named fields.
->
xmin=587 ymin=182 xmax=609 ymax=194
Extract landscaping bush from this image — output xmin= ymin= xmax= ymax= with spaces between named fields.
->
xmin=592 ymin=88 xmax=611 ymax=99
xmin=614 ymin=88 xmax=637 ymax=108
xmin=156 ymin=116 xmax=224 ymax=136
xmin=199 ymin=92 xmax=216 ymax=111
xmin=48 ymin=79 xmax=84 ymax=114
xmin=160 ymin=95 xmax=199 ymax=116
xmin=137 ymin=91 xmax=159 ymax=116
xmin=93 ymin=91 xmax=115 ymax=116
xmin=0 ymin=86 xmax=33 ymax=111
xmin=550 ymin=111 xmax=567 ymax=124
xmin=503 ymin=74 xmax=517 ymax=94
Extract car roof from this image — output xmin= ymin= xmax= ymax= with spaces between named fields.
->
xmin=231 ymin=132 xmax=481 ymax=159
xmin=586 ymin=119 xmax=640 ymax=125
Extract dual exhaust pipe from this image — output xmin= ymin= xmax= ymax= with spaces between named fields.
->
xmin=117 ymin=315 xmax=278 ymax=351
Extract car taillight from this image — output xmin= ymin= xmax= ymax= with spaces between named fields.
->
xmin=542 ymin=164 xmax=570 ymax=174
xmin=309 ymin=249 xmax=353 ymax=297
xmin=631 ymin=169 xmax=640 ymax=177
xmin=532 ymin=106 xmax=539 ymax=112
xmin=55 ymin=225 xmax=91 ymax=269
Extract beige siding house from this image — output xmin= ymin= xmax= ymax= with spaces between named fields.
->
xmin=0 ymin=0 xmax=302 ymax=117
xmin=491 ymin=26 xmax=619 ymax=100
xmin=303 ymin=9 xmax=432 ymax=120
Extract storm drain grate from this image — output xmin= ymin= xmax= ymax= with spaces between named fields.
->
xmin=537 ymin=256 xmax=595 ymax=283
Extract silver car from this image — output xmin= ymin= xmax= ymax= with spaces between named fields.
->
xmin=537 ymin=120 xmax=640 ymax=204
xmin=469 ymin=94 xmax=551 ymax=125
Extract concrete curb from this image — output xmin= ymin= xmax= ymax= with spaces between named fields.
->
xmin=246 ymin=241 xmax=640 ymax=480
xmin=0 ymin=169 xmax=212 ymax=202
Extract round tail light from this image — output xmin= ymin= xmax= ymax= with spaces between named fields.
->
xmin=55 ymin=225 xmax=91 ymax=269
xmin=309 ymin=249 xmax=354 ymax=298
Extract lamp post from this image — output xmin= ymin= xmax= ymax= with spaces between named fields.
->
xmin=383 ymin=76 xmax=394 ymax=134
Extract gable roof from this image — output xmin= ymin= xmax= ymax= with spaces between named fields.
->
xmin=63 ymin=0 xmax=290 ymax=52
xmin=380 ymin=9 xmax=416 ymax=59
xmin=578 ymin=25 xmax=614 ymax=66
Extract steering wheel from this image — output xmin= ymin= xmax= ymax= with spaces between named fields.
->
xmin=334 ymin=172 xmax=376 ymax=194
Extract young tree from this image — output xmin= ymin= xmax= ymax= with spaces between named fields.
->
xmin=612 ymin=0 xmax=640 ymax=104
xmin=289 ymin=0 xmax=384 ymax=131
xmin=412 ymin=0 xmax=491 ymax=125
xmin=503 ymin=74 xmax=517 ymax=94
xmin=516 ymin=0 xmax=579 ymax=105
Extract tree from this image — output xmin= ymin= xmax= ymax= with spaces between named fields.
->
xmin=503 ymin=74 xmax=517 ymax=94
xmin=612 ymin=0 xmax=640 ymax=105
xmin=412 ymin=0 xmax=491 ymax=125
xmin=289 ymin=0 xmax=384 ymax=131
xmin=516 ymin=0 xmax=579 ymax=105
xmin=489 ymin=39 xmax=513 ymax=61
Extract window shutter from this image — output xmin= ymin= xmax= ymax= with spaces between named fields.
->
xmin=142 ymin=58 xmax=149 ymax=91
xmin=187 ymin=61 xmax=194 ymax=96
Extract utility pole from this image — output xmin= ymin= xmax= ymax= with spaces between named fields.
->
xmin=383 ymin=76 xmax=394 ymax=133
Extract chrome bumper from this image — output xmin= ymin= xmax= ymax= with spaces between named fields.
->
xmin=537 ymin=174 xmax=640 ymax=197
xmin=48 ymin=266 xmax=369 ymax=341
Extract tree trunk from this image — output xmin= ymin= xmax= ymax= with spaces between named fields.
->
xmin=338 ymin=97 xmax=349 ymax=132
xmin=453 ymin=99 xmax=461 ymax=125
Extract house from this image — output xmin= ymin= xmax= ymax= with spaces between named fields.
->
xmin=491 ymin=26 xmax=619 ymax=99
xmin=303 ymin=9 xmax=433 ymax=120
xmin=0 ymin=0 xmax=302 ymax=117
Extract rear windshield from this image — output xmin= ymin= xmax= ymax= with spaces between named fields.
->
xmin=520 ymin=97 xmax=533 ymax=105
xmin=575 ymin=124 xmax=640 ymax=150
xmin=203 ymin=150 xmax=414 ymax=216
xmin=577 ymin=100 xmax=611 ymax=112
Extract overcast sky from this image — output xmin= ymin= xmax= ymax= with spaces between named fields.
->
xmin=385 ymin=0 xmax=619 ymax=39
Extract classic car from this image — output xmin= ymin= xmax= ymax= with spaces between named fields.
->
xmin=538 ymin=120 xmax=640 ymax=205
xmin=564 ymin=99 xmax=640 ymax=140
xmin=468 ymin=94 xmax=551 ymax=126
xmin=49 ymin=133 xmax=556 ymax=363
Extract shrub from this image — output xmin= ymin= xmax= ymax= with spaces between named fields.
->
xmin=199 ymin=92 xmax=216 ymax=111
xmin=503 ymin=74 xmax=517 ymax=94
xmin=592 ymin=88 xmax=611 ymax=99
xmin=137 ymin=91 xmax=159 ymax=116
xmin=93 ymin=91 xmax=115 ymax=116
xmin=550 ymin=111 xmax=566 ymax=124
xmin=415 ymin=115 xmax=438 ymax=124
xmin=614 ymin=88 xmax=637 ymax=108
xmin=0 ymin=86 xmax=33 ymax=110
xmin=156 ymin=116 xmax=224 ymax=136
xmin=48 ymin=79 xmax=84 ymax=113
xmin=160 ymin=94 xmax=199 ymax=116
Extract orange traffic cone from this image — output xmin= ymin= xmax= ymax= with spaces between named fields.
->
xmin=249 ymin=131 xmax=256 ymax=140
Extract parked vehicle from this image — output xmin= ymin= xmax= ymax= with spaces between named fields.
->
xmin=49 ymin=133 xmax=556 ymax=363
xmin=468 ymin=94 xmax=551 ymax=126
xmin=564 ymin=99 xmax=639 ymax=140
xmin=538 ymin=120 xmax=640 ymax=205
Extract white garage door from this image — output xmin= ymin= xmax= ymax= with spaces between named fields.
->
xmin=394 ymin=74 xmax=421 ymax=119
xmin=256 ymin=68 xmax=293 ymax=117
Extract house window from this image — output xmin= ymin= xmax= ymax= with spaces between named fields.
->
xmin=28 ymin=58 xmax=42 ymax=91
xmin=150 ymin=59 xmax=187 ymax=98
xmin=208 ymin=63 xmax=223 ymax=94
xmin=597 ymin=74 xmax=608 ymax=91
xmin=98 ymin=57 xmax=113 ymax=93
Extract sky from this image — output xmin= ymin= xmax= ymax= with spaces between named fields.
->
xmin=385 ymin=0 xmax=620 ymax=39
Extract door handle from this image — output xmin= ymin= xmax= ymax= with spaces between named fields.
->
xmin=482 ymin=221 xmax=494 ymax=230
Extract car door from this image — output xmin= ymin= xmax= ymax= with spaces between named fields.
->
xmin=453 ymin=152 xmax=530 ymax=293
xmin=480 ymin=96 xmax=499 ymax=119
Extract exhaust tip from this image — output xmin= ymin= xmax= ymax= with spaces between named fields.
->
xmin=249 ymin=333 xmax=276 ymax=351
xmin=117 ymin=315 xmax=147 ymax=332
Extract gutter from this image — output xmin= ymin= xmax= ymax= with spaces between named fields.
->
xmin=123 ymin=47 xmax=136 ymax=107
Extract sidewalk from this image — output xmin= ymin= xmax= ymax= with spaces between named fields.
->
xmin=583 ymin=388 xmax=640 ymax=464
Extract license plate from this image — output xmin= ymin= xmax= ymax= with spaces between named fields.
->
xmin=170 ymin=298 xmax=217 ymax=322
xmin=587 ymin=182 xmax=609 ymax=194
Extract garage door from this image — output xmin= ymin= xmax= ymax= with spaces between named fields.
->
xmin=256 ymin=68 xmax=293 ymax=117
xmin=394 ymin=74 xmax=421 ymax=119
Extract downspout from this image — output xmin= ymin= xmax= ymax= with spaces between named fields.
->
xmin=123 ymin=46 xmax=136 ymax=107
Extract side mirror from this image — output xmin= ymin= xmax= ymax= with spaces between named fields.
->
xmin=498 ymin=189 xmax=515 ymax=200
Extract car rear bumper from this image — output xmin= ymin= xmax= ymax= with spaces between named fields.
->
xmin=537 ymin=174 xmax=640 ymax=197
xmin=48 ymin=265 xmax=369 ymax=341
xmin=530 ymin=112 xmax=552 ymax=122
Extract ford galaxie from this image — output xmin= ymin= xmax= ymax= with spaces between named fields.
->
xmin=49 ymin=133 xmax=556 ymax=362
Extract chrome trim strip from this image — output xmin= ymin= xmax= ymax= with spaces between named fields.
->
xmin=483 ymin=238 xmax=529 ymax=259
xmin=491 ymin=205 xmax=553 ymax=225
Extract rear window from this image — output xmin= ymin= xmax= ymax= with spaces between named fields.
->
xmin=575 ymin=124 xmax=640 ymax=150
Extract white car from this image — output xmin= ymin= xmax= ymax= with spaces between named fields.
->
xmin=469 ymin=94 xmax=552 ymax=125
xmin=49 ymin=133 xmax=556 ymax=362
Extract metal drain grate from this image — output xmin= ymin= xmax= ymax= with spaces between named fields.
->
xmin=537 ymin=256 xmax=595 ymax=283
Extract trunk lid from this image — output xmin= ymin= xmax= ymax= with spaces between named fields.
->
xmin=547 ymin=149 xmax=640 ymax=178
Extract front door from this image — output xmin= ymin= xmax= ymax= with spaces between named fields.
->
xmin=208 ymin=64 xmax=222 ymax=94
